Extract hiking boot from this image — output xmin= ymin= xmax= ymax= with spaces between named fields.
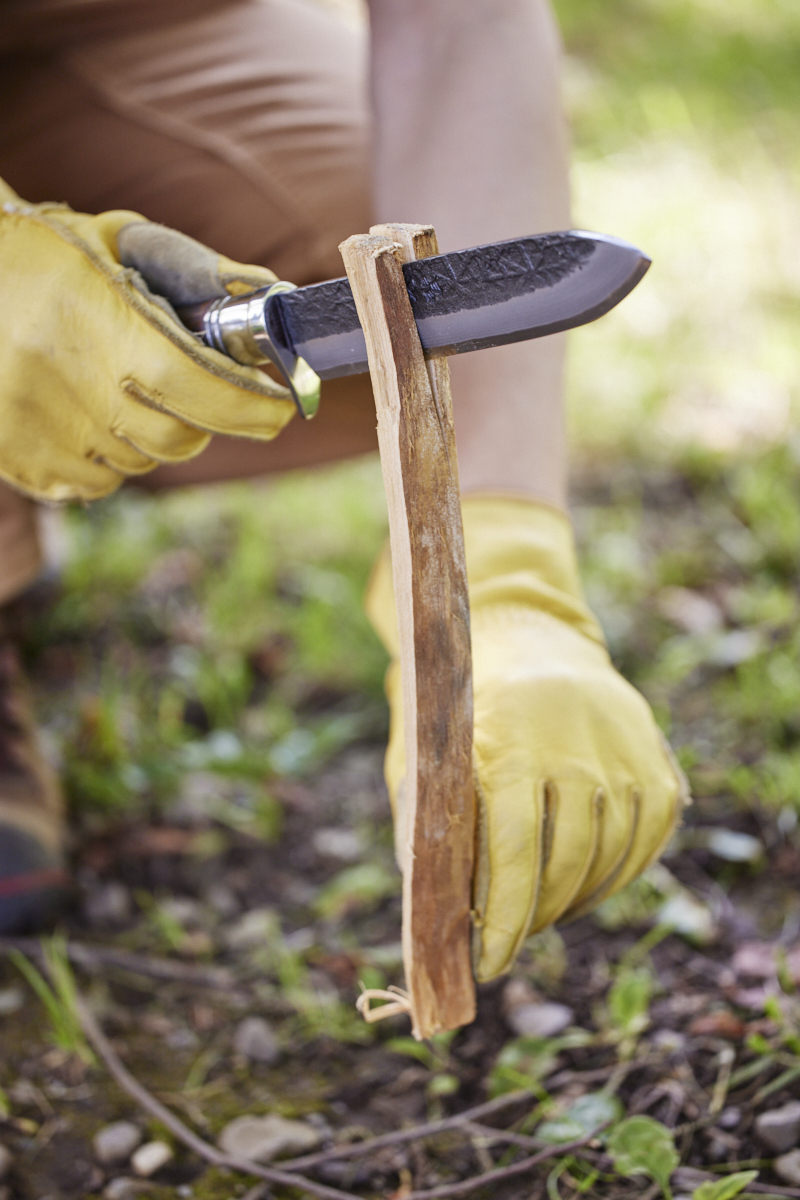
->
xmin=0 ymin=619 xmax=68 ymax=933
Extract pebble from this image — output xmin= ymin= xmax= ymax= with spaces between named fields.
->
xmin=102 ymin=1179 xmax=149 ymax=1200
xmin=218 ymin=1114 xmax=320 ymax=1162
xmin=233 ymin=1016 xmax=280 ymax=1064
xmin=775 ymin=1149 xmax=800 ymax=1187
xmin=755 ymin=1101 xmax=800 ymax=1153
xmin=0 ymin=987 xmax=23 ymax=1016
xmin=717 ymin=1106 xmax=742 ymax=1130
xmin=205 ymin=882 xmax=239 ymax=919
xmin=651 ymin=1029 xmax=686 ymax=1054
xmin=506 ymin=1001 xmax=573 ymax=1038
xmin=312 ymin=827 xmax=363 ymax=861
xmin=658 ymin=587 xmax=723 ymax=635
xmin=225 ymin=907 xmax=279 ymax=951
xmin=93 ymin=1121 xmax=142 ymax=1165
xmin=0 ymin=1145 xmax=11 ymax=1180
xmin=131 ymin=1140 xmax=173 ymax=1177
xmin=84 ymin=881 xmax=132 ymax=927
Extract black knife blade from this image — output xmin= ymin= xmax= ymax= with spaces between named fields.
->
xmin=272 ymin=229 xmax=649 ymax=379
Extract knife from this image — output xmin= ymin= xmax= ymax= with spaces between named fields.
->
xmin=177 ymin=229 xmax=650 ymax=419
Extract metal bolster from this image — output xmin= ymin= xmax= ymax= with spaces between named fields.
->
xmin=202 ymin=281 xmax=320 ymax=419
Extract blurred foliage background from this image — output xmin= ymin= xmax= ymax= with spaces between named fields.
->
xmin=26 ymin=0 xmax=800 ymax=859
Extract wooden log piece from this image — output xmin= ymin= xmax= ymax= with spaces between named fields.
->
xmin=340 ymin=224 xmax=476 ymax=1038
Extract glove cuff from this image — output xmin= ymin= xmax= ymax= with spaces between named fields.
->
xmin=461 ymin=493 xmax=605 ymax=647
xmin=365 ymin=493 xmax=606 ymax=656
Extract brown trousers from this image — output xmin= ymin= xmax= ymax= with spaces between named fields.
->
xmin=0 ymin=0 xmax=378 ymax=605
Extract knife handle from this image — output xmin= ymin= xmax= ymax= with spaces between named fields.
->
xmin=174 ymin=285 xmax=321 ymax=420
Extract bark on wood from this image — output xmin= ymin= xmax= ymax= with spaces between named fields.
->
xmin=340 ymin=223 xmax=475 ymax=1038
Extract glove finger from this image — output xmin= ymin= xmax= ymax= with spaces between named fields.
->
xmin=471 ymin=765 xmax=547 ymax=982
xmin=561 ymin=784 xmax=642 ymax=921
xmin=0 ymin=443 xmax=126 ymax=504
xmin=527 ymin=776 xmax=603 ymax=934
xmin=589 ymin=777 xmax=683 ymax=910
xmin=114 ymin=382 xmax=211 ymax=463
xmin=567 ymin=731 xmax=688 ymax=919
xmin=556 ymin=768 xmax=640 ymax=921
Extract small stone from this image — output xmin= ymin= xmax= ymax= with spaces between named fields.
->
xmin=755 ymin=1101 xmax=800 ymax=1153
xmin=85 ymin=881 xmax=132 ymax=927
xmin=0 ymin=987 xmax=23 ymax=1016
xmin=93 ymin=1121 xmax=142 ymax=1165
xmin=131 ymin=1140 xmax=173 ymax=1177
xmin=102 ymin=1178 xmax=150 ymax=1200
xmin=158 ymin=897 xmax=204 ymax=928
xmin=233 ymin=1017 xmax=279 ymax=1064
xmin=775 ymin=1149 xmax=800 ymax=1187
xmin=0 ymin=1145 xmax=11 ymax=1180
xmin=506 ymin=1002 xmax=573 ymax=1038
xmin=717 ymin=1106 xmax=742 ymax=1130
xmin=205 ymin=882 xmax=239 ymax=919
xmin=651 ymin=1029 xmax=686 ymax=1054
xmin=705 ymin=829 xmax=762 ymax=863
xmin=658 ymin=587 xmax=723 ymax=635
xmin=225 ymin=907 xmax=279 ymax=951
xmin=312 ymin=827 xmax=363 ymax=861
xmin=218 ymin=1114 xmax=319 ymax=1162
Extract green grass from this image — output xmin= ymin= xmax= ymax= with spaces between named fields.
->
xmin=28 ymin=460 xmax=390 ymax=822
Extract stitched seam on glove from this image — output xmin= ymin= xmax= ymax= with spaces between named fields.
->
xmin=92 ymin=449 xmax=156 ymax=477
xmin=120 ymin=378 xmax=214 ymax=438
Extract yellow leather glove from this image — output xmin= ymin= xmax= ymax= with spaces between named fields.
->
xmin=0 ymin=176 xmax=295 ymax=502
xmin=366 ymin=494 xmax=689 ymax=982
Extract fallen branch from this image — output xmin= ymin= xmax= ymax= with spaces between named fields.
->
xmin=462 ymin=1122 xmax=541 ymax=1151
xmin=280 ymin=1089 xmax=534 ymax=1171
xmin=0 ymin=936 xmax=236 ymax=991
xmin=401 ymin=1126 xmax=608 ymax=1200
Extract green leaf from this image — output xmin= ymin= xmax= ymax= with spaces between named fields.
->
xmin=386 ymin=1037 xmax=435 ymax=1069
xmin=427 ymin=1073 xmax=460 ymax=1097
xmin=314 ymin=862 xmax=398 ymax=919
xmin=608 ymin=966 xmax=655 ymax=1037
xmin=693 ymin=1170 xmax=759 ymax=1200
xmin=608 ymin=1116 xmax=678 ymax=1199
xmin=537 ymin=1092 xmax=623 ymax=1144
xmin=489 ymin=1030 xmax=592 ymax=1097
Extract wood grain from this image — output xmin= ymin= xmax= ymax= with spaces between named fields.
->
xmin=340 ymin=224 xmax=475 ymax=1038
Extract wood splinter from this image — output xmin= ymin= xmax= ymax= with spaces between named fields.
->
xmin=340 ymin=223 xmax=476 ymax=1039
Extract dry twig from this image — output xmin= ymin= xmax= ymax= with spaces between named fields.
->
xmin=400 ymin=1127 xmax=608 ymax=1200
xmin=280 ymin=1090 xmax=534 ymax=1171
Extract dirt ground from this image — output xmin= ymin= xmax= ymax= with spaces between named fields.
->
xmin=3 ymin=448 xmax=800 ymax=1200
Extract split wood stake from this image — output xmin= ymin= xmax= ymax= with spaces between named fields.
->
xmin=340 ymin=224 xmax=476 ymax=1038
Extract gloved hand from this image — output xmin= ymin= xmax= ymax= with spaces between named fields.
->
xmin=0 ymin=176 xmax=295 ymax=503
xmin=366 ymin=494 xmax=689 ymax=982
